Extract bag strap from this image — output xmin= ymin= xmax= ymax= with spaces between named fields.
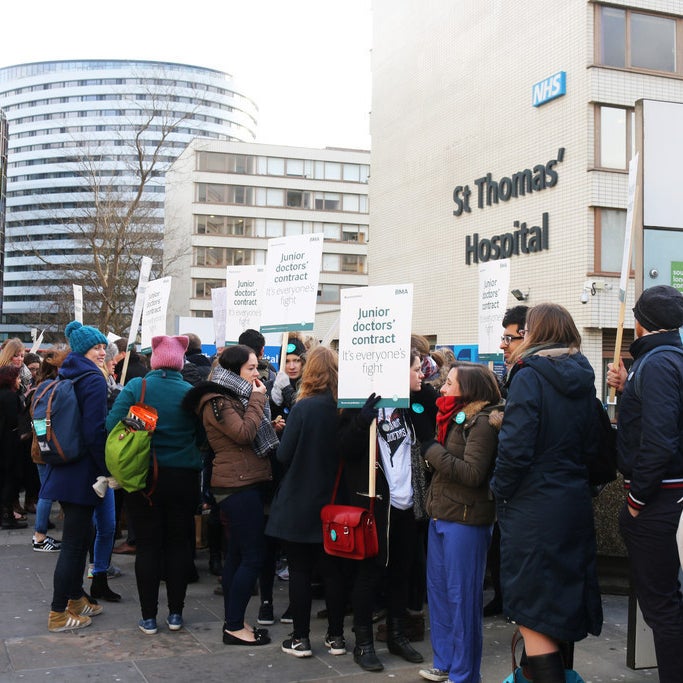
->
xmin=329 ymin=417 xmax=377 ymax=514
xmin=138 ymin=378 xmax=146 ymax=404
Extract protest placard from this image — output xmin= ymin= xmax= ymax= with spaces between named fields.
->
xmin=260 ymin=233 xmax=323 ymax=334
xmin=478 ymin=259 xmax=510 ymax=359
xmin=211 ymin=287 xmax=227 ymax=347
xmin=338 ymin=284 xmax=413 ymax=408
xmin=225 ymin=265 xmax=265 ymax=343
xmin=140 ymin=276 xmax=172 ymax=353
xmin=73 ymin=285 xmax=83 ymax=323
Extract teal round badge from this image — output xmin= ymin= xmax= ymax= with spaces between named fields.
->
xmin=287 ymin=343 xmax=297 ymax=353
xmin=330 ymin=529 xmax=337 ymax=542
xmin=455 ymin=411 xmax=466 ymax=424
xmin=411 ymin=403 xmax=425 ymax=414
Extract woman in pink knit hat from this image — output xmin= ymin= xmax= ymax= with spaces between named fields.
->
xmin=106 ymin=335 xmax=203 ymax=636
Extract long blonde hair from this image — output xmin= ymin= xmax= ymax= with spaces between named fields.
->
xmin=0 ymin=338 xmax=25 ymax=367
xmin=297 ymin=346 xmax=338 ymax=403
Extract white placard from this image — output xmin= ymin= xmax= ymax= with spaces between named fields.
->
xmin=126 ymin=256 xmax=153 ymax=351
xmin=211 ymin=287 xmax=228 ymax=348
xmin=260 ymin=233 xmax=324 ymax=334
xmin=338 ymin=284 xmax=413 ymax=409
xmin=73 ymin=285 xmax=83 ymax=323
xmin=619 ymin=153 xmax=639 ymax=302
xmin=478 ymin=259 xmax=511 ymax=358
xmin=225 ymin=265 xmax=265 ymax=343
xmin=140 ymin=276 xmax=172 ymax=353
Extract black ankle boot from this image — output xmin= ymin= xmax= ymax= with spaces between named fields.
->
xmin=527 ymin=651 xmax=566 ymax=683
xmin=91 ymin=572 xmax=121 ymax=602
xmin=353 ymin=625 xmax=384 ymax=672
xmin=386 ymin=617 xmax=424 ymax=663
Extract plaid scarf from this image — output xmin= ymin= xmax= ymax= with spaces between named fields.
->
xmin=211 ymin=367 xmax=279 ymax=457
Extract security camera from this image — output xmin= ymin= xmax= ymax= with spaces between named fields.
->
xmin=580 ymin=290 xmax=590 ymax=304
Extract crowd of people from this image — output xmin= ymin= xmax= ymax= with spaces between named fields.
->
xmin=0 ymin=286 xmax=682 ymax=683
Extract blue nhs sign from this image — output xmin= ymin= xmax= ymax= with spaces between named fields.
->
xmin=532 ymin=71 xmax=566 ymax=107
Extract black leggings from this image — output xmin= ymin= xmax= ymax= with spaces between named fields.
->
xmin=283 ymin=540 xmax=346 ymax=639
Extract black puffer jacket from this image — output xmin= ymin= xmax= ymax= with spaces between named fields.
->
xmin=616 ymin=330 xmax=683 ymax=509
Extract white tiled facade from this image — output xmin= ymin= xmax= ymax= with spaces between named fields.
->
xmin=163 ymin=140 xmax=370 ymax=340
xmin=368 ymin=0 xmax=683 ymax=392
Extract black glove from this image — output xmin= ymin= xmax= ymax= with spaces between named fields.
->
xmin=359 ymin=392 xmax=382 ymax=426
xmin=410 ymin=404 xmax=436 ymax=442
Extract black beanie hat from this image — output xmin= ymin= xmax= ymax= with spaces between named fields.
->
xmin=633 ymin=285 xmax=683 ymax=331
xmin=286 ymin=337 xmax=306 ymax=359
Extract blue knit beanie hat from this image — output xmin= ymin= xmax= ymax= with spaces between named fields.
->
xmin=65 ymin=321 xmax=109 ymax=355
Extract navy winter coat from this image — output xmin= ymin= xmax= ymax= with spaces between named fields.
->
xmin=40 ymin=352 xmax=108 ymax=507
xmin=491 ymin=349 xmax=603 ymax=642
xmin=616 ymin=330 xmax=683 ymax=509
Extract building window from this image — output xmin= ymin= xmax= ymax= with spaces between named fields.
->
xmin=595 ymin=105 xmax=635 ymax=170
xmin=193 ymin=278 xmax=225 ymax=298
xmin=597 ymin=5 xmax=677 ymax=74
xmin=341 ymin=255 xmax=367 ymax=274
xmin=318 ymin=283 xmax=341 ymax=304
xmin=195 ymin=215 xmax=254 ymax=236
xmin=194 ymin=247 xmax=254 ymax=267
xmin=314 ymin=192 xmax=340 ymax=211
xmin=594 ymin=208 xmax=635 ymax=274
xmin=286 ymin=190 xmax=311 ymax=208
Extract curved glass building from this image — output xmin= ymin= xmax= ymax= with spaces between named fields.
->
xmin=0 ymin=59 xmax=258 ymax=337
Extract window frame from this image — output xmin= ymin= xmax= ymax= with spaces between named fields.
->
xmin=595 ymin=4 xmax=683 ymax=77
xmin=593 ymin=207 xmax=635 ymax=276
xmin=594 ymin=104 xmax=635 ymax=171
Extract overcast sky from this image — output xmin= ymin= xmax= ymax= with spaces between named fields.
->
xmin=0 ymin=0 xmax=372 ymax=150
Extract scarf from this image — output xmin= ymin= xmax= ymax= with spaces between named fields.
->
xmin=211 ymin=367 xmax=279 ymax=457
xmin=435 ymin=395 xmax=466 ymax=445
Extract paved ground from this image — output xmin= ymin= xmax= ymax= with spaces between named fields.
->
xmin=0 ymin=521 xmax=659 ymax=683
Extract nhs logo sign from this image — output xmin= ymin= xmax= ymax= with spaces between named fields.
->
xmin=532 ymin=71 xmax=566 ymax=107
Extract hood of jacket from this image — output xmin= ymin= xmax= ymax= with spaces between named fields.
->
xmin=182 ymin=380 xmax=238 ymax=414
xmin=519 ymin=348 xmax=595 ymax=399
xmin=59 ymin=352 xmax=102 ymax=380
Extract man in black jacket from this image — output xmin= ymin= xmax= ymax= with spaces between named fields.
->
xmin=607 ymin=285 xmax=683 ymax=683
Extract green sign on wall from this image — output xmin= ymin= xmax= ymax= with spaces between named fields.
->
xmin=672 ymin=261 xmax=683 ymax=293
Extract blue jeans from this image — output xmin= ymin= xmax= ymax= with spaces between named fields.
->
xmin=34 ymin=464 xmax=53 ymax=536
xmin=427 ymin=518 xmax=491 ymax=683
xmin=92 ymin=487 xmax=115 ymax=574
xmin=220 ymin=487 xmax=266 ymax=630
xmin=51 ymin=501 xmax=94 ymax=612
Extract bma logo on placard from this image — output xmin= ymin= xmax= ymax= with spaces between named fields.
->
xmin=532 ymin=71 xmax=566 ymax=107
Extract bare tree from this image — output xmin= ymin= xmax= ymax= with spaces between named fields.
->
xmin=24 ymin=74 xmax=198 ymax=336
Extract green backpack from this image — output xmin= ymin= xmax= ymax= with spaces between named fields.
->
xmin=105 ymin=380 xmax=158 ymax=494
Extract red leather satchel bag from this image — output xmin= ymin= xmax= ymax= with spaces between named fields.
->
xmin=321 ymin=421 xmax=379 ymax=560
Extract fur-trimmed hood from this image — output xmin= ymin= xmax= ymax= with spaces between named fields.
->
xmin=459 ymin=401 xmax=504 ymax=433
xmin=181 ymin=380 xmax=238 ymax=415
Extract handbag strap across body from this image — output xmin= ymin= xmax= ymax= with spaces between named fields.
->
xmin=329 ymin=419 xmax=378 ymax=515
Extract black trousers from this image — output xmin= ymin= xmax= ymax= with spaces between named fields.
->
xmin=352 ymin=506 xmax=418 ymax=630
xmin=127 ymin=467 xmax=199 ymax=620
xmin=619 ymin=489 xmax=683 ymax=683
xmin=283 ymin=540 xmax=346 ymax=639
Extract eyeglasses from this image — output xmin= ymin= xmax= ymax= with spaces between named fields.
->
xmin=500 ymin=334 xmax=525 ymax=345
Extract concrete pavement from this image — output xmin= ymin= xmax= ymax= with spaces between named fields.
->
xmin=0 ymin=522 xmax=659 ymax=682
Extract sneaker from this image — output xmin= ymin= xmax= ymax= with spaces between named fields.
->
xmin=419 ymin=668 xmax=449 ymax=682
xmin=106 ymin=564 xmax=122 ymax=579
xmin=276 ymin=566 xmax=290 ymax=581
xmin=166 ymin=613 xmax=183 ymax=631
xmin=281 ymin=636 xmax=312 ymax=658
xmin=48 ymin=609 xmax=92 ymax=632
xmin=324 ymin=633 xmax=347 ymax=655
xmin=280 ymin=606 xmax=293 ymax=624
xmin=32 ymin=536 xmax=60 ymax=552
xmin=67 ymin=595 xmax=103 ymax=617
xmin=139 ymin=618 xmax=158 ymax=635
xmin=257 ymin=600 xmax=275 ymax=625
